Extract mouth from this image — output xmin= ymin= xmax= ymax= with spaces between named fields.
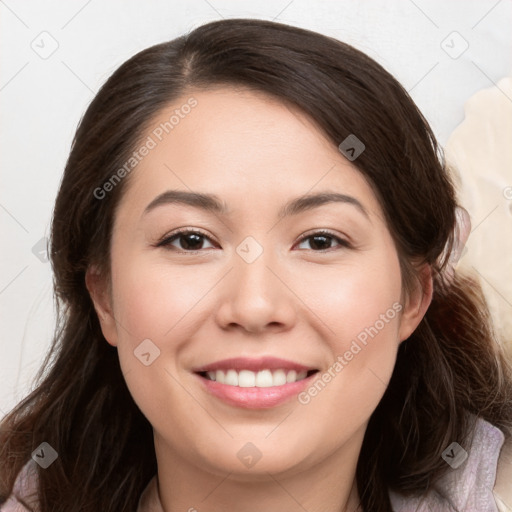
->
xmin=192 ymin=357 xmax=320 ymax=409
xmin=196 ymin=368 xmax=318 ymax=387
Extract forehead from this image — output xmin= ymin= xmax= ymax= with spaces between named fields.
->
xmin=116 ymin=86 xmax=381 ymax=220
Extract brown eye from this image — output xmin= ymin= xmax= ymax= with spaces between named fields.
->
xmin=295 ymin=231 xmax=351 ymax=251
xmin=157 ymin=230 xmax=216 ymax=252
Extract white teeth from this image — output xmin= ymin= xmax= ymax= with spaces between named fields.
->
xmin=272 ymin=369 xmax=287 ymax=386
xmin=225 ymin=369 xmax=238 ymax=386
xmin=255 ymin=370 xmax=273 ymax=387
xmin=238 ymin=370 xmax=255 ymax=387
xmin=286 ymin=370 xmax=297 ymax=383
xmin=205 ymin=369 xmax=311 ymax=387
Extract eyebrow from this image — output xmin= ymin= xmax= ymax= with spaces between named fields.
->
xmin=143 ymin=189 xmax=370 ymax=221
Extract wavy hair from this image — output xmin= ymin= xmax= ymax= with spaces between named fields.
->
xmin=1 ymin=18 xmax=512 ymax=511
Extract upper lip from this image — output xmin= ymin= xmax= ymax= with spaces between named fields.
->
xmin=193 ymin=356 xmax=316 ymax=373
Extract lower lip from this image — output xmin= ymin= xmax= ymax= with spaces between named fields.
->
xmin=195 ymin=373 xmax=316 ymax=409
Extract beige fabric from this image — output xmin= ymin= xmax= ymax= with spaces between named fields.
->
xmin=444 ymin=75 xmax=512 ymax=355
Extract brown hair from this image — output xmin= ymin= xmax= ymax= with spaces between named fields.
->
xmin=1 ymin=18 xmax=511 ymax=512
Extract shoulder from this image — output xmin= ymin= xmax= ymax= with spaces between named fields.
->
xmin=0 ymin=460 xmax=40 ymax=512
xmin=389 ymin=415 xmax=511 ymax=512
xmin=4 ymin=461 xmax=161 ymax=512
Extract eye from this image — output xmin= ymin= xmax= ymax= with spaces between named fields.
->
xmin=156 ymin=229 xmax=217 ymax=252
xmin=155 ymin=228 xmax=351 ymax=253
xmin=295 ymin=230 xmax=351 ymax=251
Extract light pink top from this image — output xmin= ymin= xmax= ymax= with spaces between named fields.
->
xmin=0 ymin=416 xmax=507 ymax=511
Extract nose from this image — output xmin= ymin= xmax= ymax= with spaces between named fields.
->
xmin=215 ymin=243 xmax=297 ymax=334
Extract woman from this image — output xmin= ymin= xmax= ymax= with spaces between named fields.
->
xmin=1 ymin=18 xmax=511 ymax=512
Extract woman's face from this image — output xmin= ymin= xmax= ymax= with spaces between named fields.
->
xmin=88 ymin=86 xmax=430 ymax=478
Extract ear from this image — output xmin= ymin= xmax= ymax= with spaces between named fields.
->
xmin=398 ymin=263 xmax=433 ymax=342
xmin=85 ymin=265 xmax=118 ymax=347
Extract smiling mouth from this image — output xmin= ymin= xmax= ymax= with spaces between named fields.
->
xmin=197 ymin=369 xmax=319 ymax=387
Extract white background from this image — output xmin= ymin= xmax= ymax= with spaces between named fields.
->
xmin=1 ymin=0 xmax=511 ymax=416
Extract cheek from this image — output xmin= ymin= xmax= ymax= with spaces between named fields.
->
xmin=296 ymin=248 xmax=403 ymax=352
xmin=110 ymin=257 xmax=218 ymax=343
xmin=107 ymin=257 xmax=207 ymax=438
xmin=108 ymin=256 xmax=225 ymax=417
xmin=294 ymin=250 xmax=403 ymax=435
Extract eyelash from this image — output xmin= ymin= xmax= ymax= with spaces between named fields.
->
xmin=155 ymin=228 xmax=352 ymax=253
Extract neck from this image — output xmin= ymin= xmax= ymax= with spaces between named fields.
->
xmin=153 ymin=428 xmax=365 ymax=512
